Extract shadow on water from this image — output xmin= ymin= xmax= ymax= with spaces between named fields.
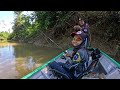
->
xmin=0 ymin=42 xmax=62 ymax=79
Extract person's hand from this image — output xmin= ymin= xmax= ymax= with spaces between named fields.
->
xmin=65 ymin=53 xmax=72 ymax=57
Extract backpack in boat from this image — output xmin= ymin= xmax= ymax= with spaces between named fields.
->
xmin=86 ymin=49 xmax=101 ymax=72
xmin=91 ymin=48 xmax=101 ymax=60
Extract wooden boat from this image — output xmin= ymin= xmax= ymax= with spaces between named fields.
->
xmin=21 ymin=48 xmax=120 ymax=79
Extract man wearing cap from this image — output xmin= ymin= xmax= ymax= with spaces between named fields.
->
xmin=49 ymin=31 xmax=89 ymax=79
xmin=78 ymin=18 xmax=90 ymax=47
xmin=78 ymin=18 xmax=89 ymax=33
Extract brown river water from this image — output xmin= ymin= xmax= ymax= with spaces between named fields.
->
xmin=0 ymin=42 xmax=62 ymax=79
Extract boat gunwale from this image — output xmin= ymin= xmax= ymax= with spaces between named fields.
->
xmin=100 ymin=50 xmax=120 ymax=68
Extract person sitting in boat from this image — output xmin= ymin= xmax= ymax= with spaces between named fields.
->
xmin=76 ymin=18 xmax=91 ymax=48
xmin=48 ymin=31 xmax=89 ymax=79
xmin=78 ymin=18 xmax=89 ymax=34
xmin=73 ymin=24 xmax=89 ymax=48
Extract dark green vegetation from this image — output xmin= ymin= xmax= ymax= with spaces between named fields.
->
xmin=8 ymin=11 xmax=120 ymax=61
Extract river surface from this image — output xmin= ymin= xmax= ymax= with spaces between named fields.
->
xmin=0 ymin=42 xmax=62 ymax=79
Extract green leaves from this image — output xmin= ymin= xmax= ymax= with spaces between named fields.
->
xmin=0 ymin=31 xmax=10 ymax=41
xmin=9 ymin=11 xmax=36 ymax=41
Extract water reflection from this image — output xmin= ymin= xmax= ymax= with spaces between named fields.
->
xmin=0 ymin=43 xmax=16 ymax=79
xmin=0 ymin=42 xmax=62 ymax=79
xmin=25 ymin=56 xmax=35 ymax=70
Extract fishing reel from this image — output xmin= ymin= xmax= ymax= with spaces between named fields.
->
xmin=61 ymin=55 xmax=66 ymax=60
xmin=60 ymin=50 xmax=68 ymax=60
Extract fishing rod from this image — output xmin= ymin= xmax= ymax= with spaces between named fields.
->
xmin=40 ymin=31 xmax=65 ymax=51
xmin=40 ymin=31 xmax=69 ymax=58
xmin=20 ymin=22 xmax=66 ymax=52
